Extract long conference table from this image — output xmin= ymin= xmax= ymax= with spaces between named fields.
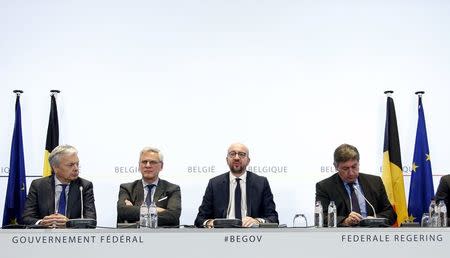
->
xmin=2 ymin=227 xmax=449 ymax=258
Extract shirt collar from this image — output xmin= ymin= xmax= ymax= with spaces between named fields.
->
xmin=229 ymin=171 xmax=247 ymax=183
xmin=142 ymin=178 xmax=159 ymax=188
xmin=54 ymin=175 xmax=66 ymax=186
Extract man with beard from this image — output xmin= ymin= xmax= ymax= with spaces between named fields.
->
xmin=22 ymin=145 xmax=96 ymax=228
xmin=195 ymin=143 xmax=278 ymax=228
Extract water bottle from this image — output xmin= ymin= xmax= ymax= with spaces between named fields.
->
xmin=314 ymin=201 xmax=323 ymax=228
xmin=429 ymin=199 xmax=440 ymax=227
xmin=438 ymin=200 xmax=447 ymax=227
xmin=327 ymin=201 xmax=337 ymax=228
xmin=149 ymin=202 xmax=158 ymax=228
xmin=139 ymin=202 xmax=149 ymax=228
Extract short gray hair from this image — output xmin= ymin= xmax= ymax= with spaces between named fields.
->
xmin=139 ymin=147 xmax=164 ymax=162
xmin=49 ymin=145 xmax=78 ymax=167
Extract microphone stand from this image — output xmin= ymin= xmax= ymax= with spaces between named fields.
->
xmin=66 ymin=186 xmax=96 ymax=228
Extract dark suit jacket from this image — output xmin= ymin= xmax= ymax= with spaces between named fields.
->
xmin=194 ymin=171 xmax=279 ymax=227
xmin=316 ymin=172 xmax=396 ymax=226
xmin=117 ymin=179 xmax=181 ymax=226
xmin=435 ymin=174 xmax=450 ymax=218
xmin=22 ymin=175 xmax=97 ymax=225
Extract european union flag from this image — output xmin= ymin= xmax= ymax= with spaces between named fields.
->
xmin=408 ymin=94 xmax=434 ymax=222
xmin=2 ymin=93 xmax=27 ymax=226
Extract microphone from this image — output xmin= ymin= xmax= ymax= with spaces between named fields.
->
xmin=352 ymin=184 xmax=389 ymax=227
xmin=66 ymin=185 xmax=96 ymax=229
xmin=352 ymin=185 xmax=377 ymax=218
xmin=80 ymin=186 xmax=84 ymax=219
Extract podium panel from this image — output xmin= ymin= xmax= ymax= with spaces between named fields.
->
xmin=2 ymin=228 xmax=448 ymax=258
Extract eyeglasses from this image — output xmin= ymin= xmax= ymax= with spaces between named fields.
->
xmin=227 ymin=151 xmax=247 ymax=158
xmin=141 ymin=160 xmax=161 ymax=166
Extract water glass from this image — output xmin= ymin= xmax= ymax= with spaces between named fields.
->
xmin=421 ymin=213 xmax=431 ymax=227
xmin=293 ymin=214 xmax=308 ymax=228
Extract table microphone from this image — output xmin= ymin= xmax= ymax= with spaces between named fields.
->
xmin=66 ymin=186 xmax=96 ymax=228
xmin=352 ymin=184 xmax=389 ymax=227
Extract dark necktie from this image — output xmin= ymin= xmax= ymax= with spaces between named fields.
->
xmin=349 ymin=183 xmax=361 ymax=213
xmin=58 ymin=184 xmax=68 ymax=215
xmin=235 ymin=178 xmax=242 ymax=219
xmin=145 ymin=184 xmax=156 ymax=206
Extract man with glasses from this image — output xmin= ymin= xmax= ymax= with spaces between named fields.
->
xmin=22 ymin=145 xmax=97 ymax=228
xmin=315 ymin=143 xmax=396 ymax=226
xmin=195 ymin=143 xmax=278 ymax=227
xmin=117 ymin=147 xmax=181 ymax=227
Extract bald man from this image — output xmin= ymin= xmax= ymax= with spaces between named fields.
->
xmin=195 ymin=143 xmax=278 ymax=228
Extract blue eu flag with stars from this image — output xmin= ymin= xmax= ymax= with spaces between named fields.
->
xmin=408 ymin=95 xmax=434 ymax=223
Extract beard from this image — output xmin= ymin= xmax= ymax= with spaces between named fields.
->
xmin=229 ymin=162 xmax=245 ymax=174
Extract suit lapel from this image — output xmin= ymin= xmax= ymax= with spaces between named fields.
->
xmin=246 ymin=172 xmax=253 ymax=216
xmin=67 ymin=179 xmax=80 ymax=218
xmin=334 ymin=174 xmax=351 ymax=214
xmin=153 ymin=180 xmax=166 ymax=203
xmin=219 ymin=174 xmax=230 ymax=217
xmin=134 ymin=180 xmax=145 ymax=206
xmin=47 ymin=176 xmax=56 ymax=215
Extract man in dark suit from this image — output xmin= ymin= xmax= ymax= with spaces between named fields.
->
xmin=117 ymin=147 xmax=181 ymax=226
xmin=316 ymin=143 xmax=396 ymax=226
xmin=22 ymin=145 xmax=96 ymax=227
xmin=435 ymin=175 xmax=450 ymax=219
xmin=195 ymin=143 xmax=278 ymax=228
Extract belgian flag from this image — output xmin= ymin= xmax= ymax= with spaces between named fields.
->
xmin=43 ymin=92 xmax=59 ymax=177
xmin=381 ymin=93 xmax=408 ymax=226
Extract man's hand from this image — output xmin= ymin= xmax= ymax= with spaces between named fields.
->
xmin=124 ymin=199 xmax=133 ymax=206
xmin=40 ymin=213 xmax=69 ymax=228
xmin=242 ymin=216 xmax=260 ymax=227
xmin=205 ymin=219 xmax=214 ymax=228
xmin=343 ymin=211 xmax=363 ymax=226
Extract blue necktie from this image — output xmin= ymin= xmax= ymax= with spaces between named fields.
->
xmin=145 ymin=184 xmax=156 ymax=206
xmin=235 ymin=178 xmax=242 ymax=219
xmin=58 ymin=184 xmax=68 ymax=215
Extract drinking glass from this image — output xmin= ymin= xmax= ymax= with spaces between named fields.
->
xmin=421 ymin=213 xmax=431 ymax=227
xmin=293 ymin=214 xmax=308 ymax=228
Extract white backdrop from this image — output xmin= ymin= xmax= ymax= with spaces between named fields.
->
xmin=1 ymin=0 xmax=450 ymax=227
